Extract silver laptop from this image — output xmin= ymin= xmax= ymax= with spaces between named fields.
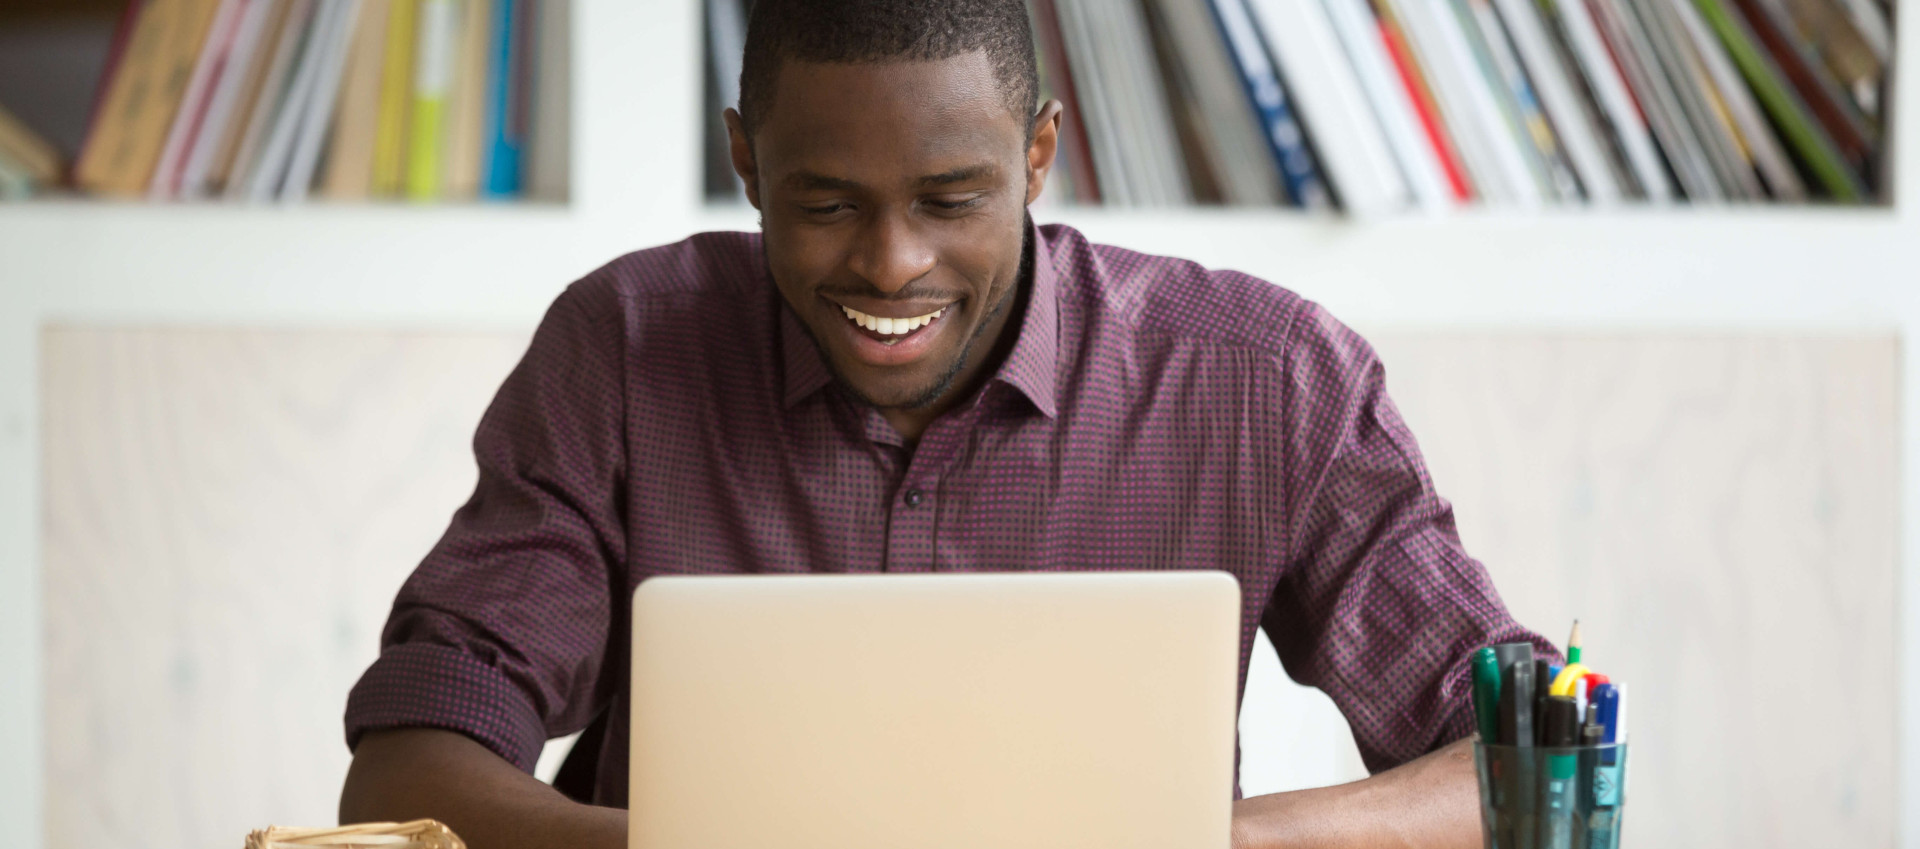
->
xmin=628 ymin=571 xmax=1241 ymax=849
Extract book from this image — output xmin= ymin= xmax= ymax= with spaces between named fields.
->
xmin=407 ymin=0 xmax=460 ymax=200
xmin=1692 ymin=0 xmax=1866 ymax=199
xmin=149 ymin=0 xmax=250 ymax=199
xmin=1030 ymin=0 xmax=1103 ymax=203
xmin=481 ymin=0 xmax=527 ymax=198
xmin=1489 ymin=0 xmax=1627 ymax=202
xmin=179 ymin=0 xmax=286 ymax=197
xmin=1451 ymin=0 xmax=1571 ymax=200
xmin=525 ymin=0 xmax=571 ymax=202
xmin=1141 ymin=2 xmax=1227 ymax=202
xmin=1244 ymin=0 xmax=1412 ymax=214
xmin=1732 ymin=0 xmax=1872 ymax=168
xmin=1587 ymin=0 xmax=1724 ymax=200
xmin=280 ymin=0 xmax=362 ymax=201
xmin=77 ymin=0 xmax=229 ymax=195
xmin=1208 ymin=0 xmax=1333 ymax=207
xmin=0 ymin=146 xmax=34 ymax=199
xmin=224 ymin=0 xmax=317 ymax=198
xmin=1372 ymin=0 xmax=1478 ymax=201
xmin=1318 ymin=0 xmax=1456 ymax=209
xmin=1626 ymin=0 xmax=1761 ymax=198
xmin=321 ymin=0 xmax=392 ymax=199
xmin=0 ymin=101 xmax=64 ymax=185
xmin=1774 ymin=0 xmax=1881 ymax=117
xmin=238 ymin=0 xmax=339 ymax=200
xmin=440 ymin=0 xmax=493 ymax=199
xmin=1532 ymin=0 xmax=1670 ymax=200
xmin=1381 ymin=0 xmax=1542 ymax=204
xmin=1055 ymin=0 xmax=1192 ymax=206
xmin=80 ymin=0 xmax=152 ymax=165
xmin=1664 ymin=0 xmax=1806 ymax=198
xmin=1143 ymin=0 xmax=1284 ymax=205
xmin=371 ymin=0 xmax=418 ymax=197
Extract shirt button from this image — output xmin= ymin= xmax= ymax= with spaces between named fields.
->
xmin=904 ymin=489 xmax=925 ymax=508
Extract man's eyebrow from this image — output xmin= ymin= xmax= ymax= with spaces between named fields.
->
xmin=785 ymin=170 xmax=862 ymax=191
xmin=917 ymin=164 xmax=998 ymax=187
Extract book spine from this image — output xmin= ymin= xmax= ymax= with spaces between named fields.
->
xmin=482 ymin=0 xmax=524 ymax=197
xmin=150 ymin=0 xmax=249 ymax=199
xmin=407 ymin=0 xmax=458 ymax=200
xmin=1317 ymin=0 xmax=1456 ymax=209
xmin=1692 ymin=0 xmax=1864 ymax=198
xmin=371 ymin=0 xmax=418 ymax=196
xmin=1371 ymin=0 xmax=1478 ymax=201
xmin=280 ymin=0 xmax=361 ymax=201
xmin=1207 ymin=0 xmax=1333 ymax=208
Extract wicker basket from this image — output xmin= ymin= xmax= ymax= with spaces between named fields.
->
xmin=244 ymin=819 xmax=466 ymax=849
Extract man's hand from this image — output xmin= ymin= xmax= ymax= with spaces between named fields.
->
xmin=340 ymin=728 xmax=627 ymax=849
xmin=1229 ymin=738 xmax=1482 ymax=849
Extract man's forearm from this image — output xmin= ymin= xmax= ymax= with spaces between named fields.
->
xmin=1230 ymin=737 xmax=1482 ymax=849
xmin=340 ymin=728 xmax=626 ymax=849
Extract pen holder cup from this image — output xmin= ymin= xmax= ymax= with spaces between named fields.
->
xmin=1473 ymin=740 xmax=1628 ymax=849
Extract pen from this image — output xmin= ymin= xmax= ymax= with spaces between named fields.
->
xmin=1472 ymin=647 xmax=1503 ymax=742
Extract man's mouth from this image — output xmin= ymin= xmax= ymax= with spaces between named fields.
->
xmin=839 ymin=304 xmax=947 ymax=346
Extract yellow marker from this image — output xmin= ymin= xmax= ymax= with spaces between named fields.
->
xmin=1550 ymin=663 xmax=1591 ymax=697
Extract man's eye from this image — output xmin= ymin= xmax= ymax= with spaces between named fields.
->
xmin=801 ymin=203 xmax=849 ymax=215
xmin=927 ymin=196 xmax=983 ymax=211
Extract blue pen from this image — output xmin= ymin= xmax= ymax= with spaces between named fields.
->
xmin=1593 ymin=684 xmax=1620 ymax=743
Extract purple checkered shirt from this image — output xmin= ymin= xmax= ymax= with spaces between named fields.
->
xmin=345 ymin=221 xmax=1554 ymax=805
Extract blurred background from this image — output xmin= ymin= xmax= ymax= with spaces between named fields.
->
xmin=0 ymin=0 xmax=1909 ymax=847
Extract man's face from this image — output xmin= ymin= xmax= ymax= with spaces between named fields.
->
xmin=728 ymin=52 xmax=1042 ymax=410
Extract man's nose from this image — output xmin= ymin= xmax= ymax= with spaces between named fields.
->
xmin=847 ymin=211 xmax=936 ymax=295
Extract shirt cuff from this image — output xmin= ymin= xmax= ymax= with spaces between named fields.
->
xmin=343 ymin=642 xmax=548 ymax=772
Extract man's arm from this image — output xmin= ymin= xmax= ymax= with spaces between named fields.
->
xmin=341 ymin=728 xmax=626 ymax=849
xmin=1229 ymin=738 xmax=1480 ymax=849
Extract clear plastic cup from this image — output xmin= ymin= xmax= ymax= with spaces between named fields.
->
xmin=1473 ymin=740 xmax=1628 ymax=849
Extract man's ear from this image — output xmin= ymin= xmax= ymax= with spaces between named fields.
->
xmin=1025 ymin=100 xmax=1065 ymax=206
xmin=723 ymin=108 xmax=762 ymax=210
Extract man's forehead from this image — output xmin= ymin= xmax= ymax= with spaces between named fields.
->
xmin=753 ymin=53 xmax=1029 ymax=153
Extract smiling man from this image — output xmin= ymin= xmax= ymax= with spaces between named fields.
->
xmin=338 ymin=1 xmax=1555 ymax=847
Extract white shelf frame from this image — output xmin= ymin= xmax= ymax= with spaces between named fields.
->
xmin=3 ymin=1 xmax=1918 ymax=847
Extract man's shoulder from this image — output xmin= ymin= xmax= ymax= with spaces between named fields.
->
xmin=567 ymin=231 xmax=766 ymax=306
xmin=1040 ymin=223 xmax=1314 ymax=358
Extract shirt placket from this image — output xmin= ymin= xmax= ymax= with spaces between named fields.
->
xmin=880 ymin=403 xmax=984 ymax=573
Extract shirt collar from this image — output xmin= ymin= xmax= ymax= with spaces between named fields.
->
xmin=779 ymin=217 xmax=1060 ymax=419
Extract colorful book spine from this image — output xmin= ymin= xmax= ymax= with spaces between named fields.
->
xmin=482 ymin=0 xmax=526 ymax=197
xmin=1207 ymin=0 xmax=1332 ymax=208
xmin=371 ymin=0 xmax=418 ymax=197
xmin=406 ymin=0 xmax=459 ymax=200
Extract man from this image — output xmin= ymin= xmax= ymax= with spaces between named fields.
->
xmin=339 ymin=1 xmax=1555 ymax=846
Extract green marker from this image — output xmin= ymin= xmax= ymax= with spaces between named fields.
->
xmin=1472 ymin=647 xmax=1502 ymax=741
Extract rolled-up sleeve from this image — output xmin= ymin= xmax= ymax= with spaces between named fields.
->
xmin=345 ymin=278 xmax=629 ymax=772
xmin=1263 ymin=303 xmax=1558 ymax=774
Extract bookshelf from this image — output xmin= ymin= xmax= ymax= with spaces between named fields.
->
xmin=3 ymin=1 xmax=1920 ymax=848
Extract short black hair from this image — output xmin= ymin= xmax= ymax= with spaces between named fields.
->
xmin=736 ymin=0 xmax=1040 ymax=138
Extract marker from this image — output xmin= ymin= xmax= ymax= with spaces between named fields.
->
xmin=1472 ymin=647 xmax=1503 ymax=741
xmin=1541 ymin=696 xmax=1580 ymax=849
xmin=1502 ymin=661 xmax=1536 ymax=748
xmin=1591 ymin=684 xmax=1621 ymax=744
xmin=1567 ymin=619 xmax=1583 ymax=664
xmin=1491 ymin=643 xmax=1534 ymax=743
xmin=1535 ymin=660 xmax=1555 ymax=743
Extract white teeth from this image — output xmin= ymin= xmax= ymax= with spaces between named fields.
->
xmin=839 ymin=304 xmax=948 ymax=336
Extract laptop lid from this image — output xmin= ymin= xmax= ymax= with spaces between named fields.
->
xmin=628 ymin=571 xmax=1240 ymax=849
